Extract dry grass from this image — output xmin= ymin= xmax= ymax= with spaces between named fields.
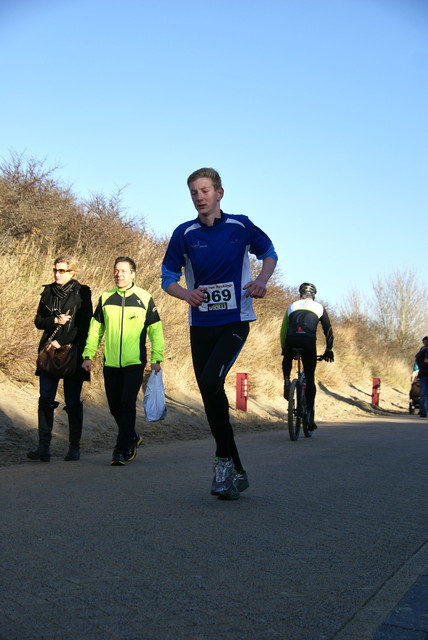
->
xmin=0 ymin=153 xmax=413 ymax=401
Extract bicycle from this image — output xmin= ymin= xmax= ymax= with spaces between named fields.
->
xmin=287 ymin=349 xmax=325 ymax=441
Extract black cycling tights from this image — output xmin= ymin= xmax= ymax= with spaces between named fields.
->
xmin=282 ymin=336 xmax=317 ymax=411
xmin=190 ymin=321 xmax=250 ymax=471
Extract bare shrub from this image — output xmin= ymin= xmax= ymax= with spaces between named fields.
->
xmin=0 ymin=151 xmax=78 ymax=251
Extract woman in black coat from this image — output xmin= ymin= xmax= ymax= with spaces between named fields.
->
xmin=27 ymin=255 xmax=92 ymax=462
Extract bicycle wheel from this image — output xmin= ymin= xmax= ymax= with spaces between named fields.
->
xmin=288 ymin=379 xmax=301 ymax=441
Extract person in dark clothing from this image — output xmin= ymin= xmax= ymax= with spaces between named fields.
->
xmin=280 ymin=283 xmax=334 ymax=430
xmin=27 ymin=256 xmax=92 ymax=462
xmin=415 ymin=340 xmax=428 ymax=418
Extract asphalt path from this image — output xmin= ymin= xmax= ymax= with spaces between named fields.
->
xmin=1 ymin=415 xmax=427 ymax=640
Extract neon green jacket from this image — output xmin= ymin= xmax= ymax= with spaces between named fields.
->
xmin=83 ymin=284 xmax=164 ymax=368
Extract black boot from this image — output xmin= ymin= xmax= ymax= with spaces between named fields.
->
xmin=27 ymin=399 xmax=59 ymax=462
xmin=64 ymin=402 xmax=83 ymax=461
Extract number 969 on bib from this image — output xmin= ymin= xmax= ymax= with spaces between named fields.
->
xmin=199 ymin=282 xmax=237 ymax=312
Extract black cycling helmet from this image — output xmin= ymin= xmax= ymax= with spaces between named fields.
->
xmin=299 ymin=282 xmax=317 ymax=299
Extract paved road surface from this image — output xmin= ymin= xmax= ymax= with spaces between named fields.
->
xmin=1 ymin=415 xmax=427 ymax=639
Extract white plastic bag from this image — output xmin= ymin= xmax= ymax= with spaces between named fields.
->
xmin=143 ymin=370 xmax=167 ymax=422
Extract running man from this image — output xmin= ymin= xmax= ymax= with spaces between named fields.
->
xmin=161 ymin=168 xmax=277 ymax=499
xmin=280 ymin=283 xmax=334 ymax=430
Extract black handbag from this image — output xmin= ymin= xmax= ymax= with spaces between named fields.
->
xmin=37 ymin=326 xmax=77 ymax=378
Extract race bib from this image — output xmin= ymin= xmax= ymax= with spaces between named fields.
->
xmin=199 ymin=282 xmax=237 ymax=312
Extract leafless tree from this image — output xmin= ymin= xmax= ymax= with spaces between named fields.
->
xmin=371 ymin=269 xmax=428 ymax=356
xmin=337 ymin=288 xmax=370 ymax=326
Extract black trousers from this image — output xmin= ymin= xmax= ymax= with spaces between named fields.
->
xmin=282 ymin=335 xmax=317 ymax=411
xmin=103 ymin=364 xmax=145 ymax=451
xmin=190 ymin=321 xmax=250 ymax=471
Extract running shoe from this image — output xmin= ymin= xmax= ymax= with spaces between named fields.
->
xmin=124 ymin=433 xmax=143 ymax=462
xmin=233 ymin=470 xmax=249 ymax=493
xmin=111 ymin=450 xmax=126 ymax=466
xmin=218 ymin=470 xmax=249 ymax=500
xmin=124 ymin=444 xmax=137 ymax=462
xmin=217 ymin=480 xmax=240 ymax=500
xmin=210 ymin=458 xmax=234 ymax=496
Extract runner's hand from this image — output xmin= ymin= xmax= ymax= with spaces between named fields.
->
xmin=243 ymin=278 xmax=267 ymax=298
xmin=186 ymin=288 xmax=206 ymax=307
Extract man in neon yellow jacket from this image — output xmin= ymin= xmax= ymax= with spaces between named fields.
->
xmin=82 ymin=257 xmax=164 ymax=465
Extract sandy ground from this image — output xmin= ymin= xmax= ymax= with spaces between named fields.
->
xmin=0 ymin=368 xmax=411 ymax=467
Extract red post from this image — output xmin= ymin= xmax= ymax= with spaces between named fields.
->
xmin=236 ymin=373 xmax=248 ymax=411
xmin=372 ymin=377 xmax=381 ymax=406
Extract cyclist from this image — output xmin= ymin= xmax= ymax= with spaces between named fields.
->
xmin=280 ymin=283 xmax=334 ymax=430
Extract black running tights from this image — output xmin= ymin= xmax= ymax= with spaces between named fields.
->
xmin=190 ymin=322 xmax=250 ymax=471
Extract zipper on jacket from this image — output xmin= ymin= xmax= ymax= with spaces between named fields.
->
xmin=119 ymin=292 xmax=125 ymax=367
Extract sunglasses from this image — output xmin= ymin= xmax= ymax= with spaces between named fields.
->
xmin=53 ymin=269 xmax=72 ymax=274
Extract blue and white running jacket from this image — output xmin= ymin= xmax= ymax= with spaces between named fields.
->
xmin=161 ymin=211 xmax=277 ymax=327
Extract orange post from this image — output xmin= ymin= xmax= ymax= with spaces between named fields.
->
xmin=372 ymin=377 xmax=381 ymax=406
xmin=236 ymin=373 xmax=248 ymax=411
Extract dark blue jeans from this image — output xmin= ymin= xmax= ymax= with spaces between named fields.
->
xmin=39 ymin=374 xmax=83 ymax=408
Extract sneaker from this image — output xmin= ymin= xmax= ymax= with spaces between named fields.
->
xmin=218 ymin=470 xmax=249 ymax=500
xmin=123 ymin=433 xmax=143 ymax=463
xmin=217 ymin=480 xmax=240 ymax=500
xmin=124 ymin=445 xmax=137 ymax=462
xmin=111 ymin=450 xmax=126 ymax=466
xmin=210 ymin=458 xmax=234 ymax=496
xmin=233 ymin=470 xmax=249 ymax=493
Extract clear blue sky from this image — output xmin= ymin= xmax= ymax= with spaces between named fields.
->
xmin=1 ymin=0 xmax=427 ymax=309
